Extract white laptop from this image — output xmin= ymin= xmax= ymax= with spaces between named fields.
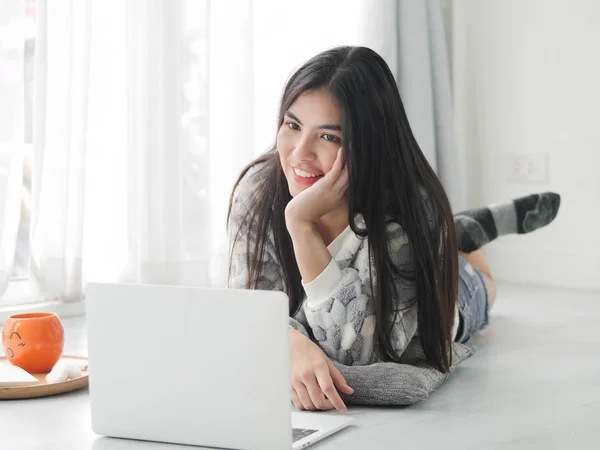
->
xmin=85 ymin=282 xmax=353 ymax=450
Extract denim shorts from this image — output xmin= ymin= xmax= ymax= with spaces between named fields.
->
xmin=455 ymin=254 xmax=490 ymax=343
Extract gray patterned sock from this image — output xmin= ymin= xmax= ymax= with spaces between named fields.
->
xmin=454 ymin=192 xmax=561 ymax=253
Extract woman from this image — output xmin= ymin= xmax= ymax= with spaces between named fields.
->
xmin=227 ymin=46 xmax=560 ymax=414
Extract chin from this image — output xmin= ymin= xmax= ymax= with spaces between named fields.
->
xmin=288 ymin=185 xmax=303 ymax=198
xmin=285 ymin=173 xmax=303 ymax=198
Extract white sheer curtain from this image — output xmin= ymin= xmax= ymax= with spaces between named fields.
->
xmin=84 ymin=0 xmax=214 ymax=287
xmin=27 ymin=0 xmax=257 ymax=303
xmin=0 ymin=1 xmax=26 ymax=297
xmin=30 ymin=0 xmax=90 ymax=301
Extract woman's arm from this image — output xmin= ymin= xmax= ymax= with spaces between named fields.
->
xmin=301 ymin=222 xmax=418 ymax=366
xmin=286 ymin=221 xmax=332 ymax=284
xmin=282 ymin=149 xmax=416 ymax=365
xmin=283 ymin=147 xmax=348 ymax=286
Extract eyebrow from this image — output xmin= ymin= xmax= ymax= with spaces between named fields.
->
xmin=10 ymin=332 xmax=22 ymax=340
xmin=285 ymin=111 xmax=342 ymax=132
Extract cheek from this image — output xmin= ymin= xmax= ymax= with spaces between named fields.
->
xmin=320 ymin=153 xmax=338 ymax=174
xmin=276 ymin=130 xmax=294 ymax=163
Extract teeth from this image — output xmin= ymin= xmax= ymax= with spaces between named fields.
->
xmin=294 ymin=168 xmax=322 ymax=178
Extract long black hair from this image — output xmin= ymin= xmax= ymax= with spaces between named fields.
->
xmin=228 ymin=46 xmax=458 ymax=372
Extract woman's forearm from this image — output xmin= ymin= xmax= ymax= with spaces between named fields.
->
xmin=287 ymin=220 xmax=331 ymax=283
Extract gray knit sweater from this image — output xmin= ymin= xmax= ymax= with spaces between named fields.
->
xmin=228 ymin=165 xmax=458 ymax=366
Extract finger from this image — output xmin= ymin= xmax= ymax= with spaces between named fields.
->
xmin=318 ymin=398 xmax=336 ymax=411
xmin=328 ymin=361 xmax=354 ymax=395
xmin=315 ymin=366 xmax=347 ymax=414
xmin=324 ymin=147 xmax=344 ymax=183
xmin=333 ymin=147 xmax=344 ymax=175
xmin=305 ymin=374 xmax=335 ymax=410
xmin=339 ymin=146 xmax=347 ymax=170
xmin=293 ymin=382 xmax=316 ymax=411
xmin=291 ymin=389 xmax=304 ymax=410
xmin=334 ymin=167 xmax=349 ymax=193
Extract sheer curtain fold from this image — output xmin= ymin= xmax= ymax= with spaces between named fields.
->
xmin=359 ymin=0 xmax=464 ymax=210
xmin=0 ymin=1 xmax=25 ymax=295
xmin=0 ymin=0 xmax=26 ymax=295
xmin=122 ymin=0 xmax=189 ymax=285
xmin=30 ymin=0 xmax=90 ymax=301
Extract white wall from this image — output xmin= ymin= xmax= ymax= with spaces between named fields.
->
xmin=453 ymin=0 xmax=600 ymax=289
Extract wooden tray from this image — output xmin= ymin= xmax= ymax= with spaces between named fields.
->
xmin=0 ymin=355 xmax=89 ymax=400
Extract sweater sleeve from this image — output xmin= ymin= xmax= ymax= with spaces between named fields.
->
xmin=302 ymin=221 xmax=418 ymax=366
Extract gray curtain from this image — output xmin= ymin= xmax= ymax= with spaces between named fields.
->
xmin=361 ymin=0 xmax=464 ymax=211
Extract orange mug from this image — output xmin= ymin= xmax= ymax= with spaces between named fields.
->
xmin=2 ymin=312 xmax=64 ymax=374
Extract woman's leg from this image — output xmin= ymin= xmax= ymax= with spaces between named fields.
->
xmin=454 ymin=192 xmax=560 ymax=253
xmin=459 ymin=250 xmax=498 ymax=308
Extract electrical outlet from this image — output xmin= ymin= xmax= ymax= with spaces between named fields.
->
xmin=507 ymin=153 xmax=549 ymax=184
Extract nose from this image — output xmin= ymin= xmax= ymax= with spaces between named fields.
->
xmin=293 ymin=136 xmax=316 ymax=161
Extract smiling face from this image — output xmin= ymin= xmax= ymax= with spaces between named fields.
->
xmin=276 ymin=89 xmax=343 ymax=197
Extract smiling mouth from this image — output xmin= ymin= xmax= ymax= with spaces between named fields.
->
xmin=293 ymin=167 xmax=323 ymax=178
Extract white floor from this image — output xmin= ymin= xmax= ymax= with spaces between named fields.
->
xmin=350 ymin=281 xmax=600 ymax=450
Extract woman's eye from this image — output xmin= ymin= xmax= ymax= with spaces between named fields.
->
xmin=322 ymin=134 xmax=341 ymax=143
xmin=285 ymin=121 xmax=300 ymax=131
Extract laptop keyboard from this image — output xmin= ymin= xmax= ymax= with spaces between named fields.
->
xmin=292 ymin=427 xmax=318 ymax=443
